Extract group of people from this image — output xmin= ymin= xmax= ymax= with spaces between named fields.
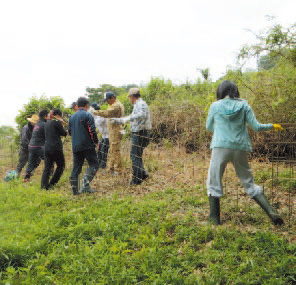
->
xmin=14 ymin=81 xmax=285 ymax=226
xmin=15 ymin=88 xmax=152 ymax=195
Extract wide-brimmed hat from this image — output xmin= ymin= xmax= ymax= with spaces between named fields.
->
xmin=27 ymin=114 xmax=39 ymax=124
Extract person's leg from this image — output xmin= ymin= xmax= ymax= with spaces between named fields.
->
xmin=130 ymin=133 xmax=143 ymax=184
xmin=207 ymin=148 xmax=231 ymax=197
xmin=24 ymin=148 xmax=40 ymax=180
xmin=41 ymin=151 xmax=54 ymax=189
xmin=107 ymin=141 xmax=115 ymax=172
xmin=15 ymin=148 xmax=29 ymax=177
xmin=139 ymin=131 xmax=150 ymax=180
xmin=49 ymin=151 xmax=65 ymax=187
xmin=232 ymin=150 xmax=284 ymax=225
xmin=112 ymin=132 xmax=122 ymax=172
xmin=97 ymin=138 xmax=104 ymax=167
xmin=100 ymin=138 xmax=109 ymax=169
xmin=82 ymin=149 xmax=99 ymax=192
xmin=70 ymin=152 xmax=84 ymax=195
xmin=207 ymin=148 xmax=232 ymax=225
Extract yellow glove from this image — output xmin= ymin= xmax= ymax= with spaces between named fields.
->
xmin=273 ymin=124 xmax=283 ymax=131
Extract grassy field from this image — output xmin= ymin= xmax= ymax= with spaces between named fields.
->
xmin=0 ymin=141 xmax=296 ymax=284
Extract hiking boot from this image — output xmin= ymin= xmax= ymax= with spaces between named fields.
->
xmin=253 ymin=193 xmax=284 ymax=226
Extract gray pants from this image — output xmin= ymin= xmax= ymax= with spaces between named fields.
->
xmin=207 ymin=148 xmax=261 ymax=198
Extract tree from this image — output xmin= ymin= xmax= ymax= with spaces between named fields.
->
xmin=87 ymin=84 xmax=127 ymax=103
xmin=15 ymin=96 xmax=70 ymax=131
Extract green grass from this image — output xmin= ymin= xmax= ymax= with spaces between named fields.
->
xmin=0 ymin=176 xmax=295 ymax=284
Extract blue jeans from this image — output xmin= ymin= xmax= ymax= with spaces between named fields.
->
xmin=97 ymin=138 xmax=109 ymax=169
xmin=130 ymin=130 xmax=150 ymax=184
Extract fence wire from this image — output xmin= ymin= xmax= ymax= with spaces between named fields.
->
xmin=0 ymin=122 xmax=295 ymax=232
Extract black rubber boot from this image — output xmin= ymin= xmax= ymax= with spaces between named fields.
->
xmin=208 ymin=196 xmax=221 ymax=225
xmin=69 ymin=178 xmax=80 ymax=196
xmin=81 ymin=174 xmax=98 ymax=193
xmin=253 ymin=193 xmax=284 ymax=226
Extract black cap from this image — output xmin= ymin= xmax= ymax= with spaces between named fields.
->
xmin=71 ymin=102 xmax=77 ymax=109
xmin=91 ymin=102 xmax=100 ymax=110
xmin=103 ymin=92 xmax=115 ymax=102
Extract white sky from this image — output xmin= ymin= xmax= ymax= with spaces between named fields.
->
xmin=0 ymin=0 xmax=295 ymax=127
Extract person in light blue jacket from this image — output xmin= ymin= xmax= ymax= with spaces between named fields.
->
xmin=206 ymin=80 xmax=284 ymax=226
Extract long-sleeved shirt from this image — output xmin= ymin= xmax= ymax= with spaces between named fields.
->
xmin=206 ymin=98 xmax=273 ymax=152
xmin=94 ymin=99 xmax=125 ymax=137
xmin=95 ymin=116 xmax=109 ymax=139
xmin=29 ymin=118 xmax=47 ymax=148
xmin=20 ymin=123 xmax=34 ymax=149
xmin=44 ymin=118 xmax=67 ymax=152
xmin=127 ymin=98 xmax=152 ymax=132
xmin=68 ymin=108 xmax=98 ymax=152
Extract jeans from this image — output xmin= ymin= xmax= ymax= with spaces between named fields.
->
xmin=25 ymin=147 xmax=44 ymax=178
xmin=70 ymin=148 xmax=99 ymax=182
xmin=41 ymin=150 xmax=65 ymax=189
xmin=130 ymin=130 xmax=150 ymax=184
xmin=207 ymin=148 xmax=262 ymax=198
xmin=97 ymin=138 xmax=109 ymax=169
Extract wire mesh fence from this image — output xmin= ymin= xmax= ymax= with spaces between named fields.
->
xmin=0 ymin=120 xmax=295 ymax=231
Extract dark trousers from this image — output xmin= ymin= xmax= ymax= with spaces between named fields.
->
xmin=41 ymin=150 xmax=65 ymax=189
xmin=97 ymin=138 xmax=109 ymax=169
xmin=16 ymin=148 xmax=29 ymax=174
xmin=130 ymin=130 xmax=150 ymax=184
xmin=25 ymin=147 xmax=44 ymax=178
xmin=70 ymin=148 xmax=99 ymax=181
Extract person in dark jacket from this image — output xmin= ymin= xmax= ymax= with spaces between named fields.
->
xmin=15 ymin=114 xmax=39 ymax=178
xmin=24 ymin=110 xmax=49 ymax=181
xmin=68 ymin=97 xmax=99 ymax=195
xmin=41 ymin=108 xmax=67 ymax=190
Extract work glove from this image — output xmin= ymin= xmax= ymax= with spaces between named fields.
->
xmin=110 ymin=117 xmax=129 ymax=125
xmin=273 ymin=124 xmax=283 ymax=131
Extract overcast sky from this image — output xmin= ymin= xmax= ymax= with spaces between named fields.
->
xmin=0 ymin=0 xmax=295 ymax=127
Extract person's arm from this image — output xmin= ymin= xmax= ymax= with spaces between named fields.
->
xmin=245 ymin=104 xmax=273 ymax=132
xmin=56 ymin=120 xmax=67 ymax=137
xmin=87 ymin=114 xmax=99 ymax=145
xmin=128 ymin=103 xmax=146 ymax=121
xmin=21 ymin=126 xmax=30 ymax=146
xmin=206 ymin=105 xmax=215 ymax=132
xmin=68 ymin=118 xmax=72 ymax=136
xmin=94 ymin=104 xmax=121 ymax=118
xmin=110 ymin=103 xmax=146 ymax=124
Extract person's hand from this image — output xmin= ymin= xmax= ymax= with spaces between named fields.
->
xmin=110 ymin=117 xmax=129 ymax=124
xmin=273 ymin=124 xmax=283 ymax=131
xmin=110 ymin=118 xmax=123 ymax=124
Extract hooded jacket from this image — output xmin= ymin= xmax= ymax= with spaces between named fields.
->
xmin=68 ymin=108 xmax=98 ymax=152
xmin=206 ymin=98 xmax=273 ymax=152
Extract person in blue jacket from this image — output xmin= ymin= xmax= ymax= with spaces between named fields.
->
xmin=68 ymin=97 xmax=99 ymax=195
xmin=206 ymin=80 xmax=284 ymax=226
